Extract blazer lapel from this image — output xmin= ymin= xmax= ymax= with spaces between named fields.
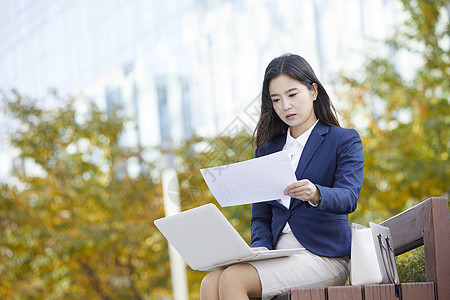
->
xmin=295 ymin=121 xmax=329 ymax=179
xmin=289 ymin=122 xmax=328 ymax=209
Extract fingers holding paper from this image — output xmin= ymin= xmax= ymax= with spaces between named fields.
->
xmin=284 ymin=179 xmax=321 ymax=204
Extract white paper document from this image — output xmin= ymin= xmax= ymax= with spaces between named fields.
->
xmin=200 ymin=150 xmax=297 ymax=207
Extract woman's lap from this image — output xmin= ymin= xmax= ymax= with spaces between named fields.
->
xmin=248 ymin=232 xmax=349 ymax=300
xmin=202 ymin=232 xmax=349 ymax=300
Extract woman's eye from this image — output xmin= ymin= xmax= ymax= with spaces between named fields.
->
xmin=289 ymin=93 xmax=297 ymax=98
xmin=272 ymin=98 xmax=280 ymax=103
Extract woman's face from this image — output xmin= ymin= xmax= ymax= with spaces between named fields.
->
xmin=269 ymin=74 xmax=318 ymax=138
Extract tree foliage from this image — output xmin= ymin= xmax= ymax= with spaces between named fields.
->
xmin=0 ymin=90 xmax=255 ymax=299
xmin=341 ymin=0 xmax=449 ymax=223
xmin=0 ymin=91 xmax=170 ymax=299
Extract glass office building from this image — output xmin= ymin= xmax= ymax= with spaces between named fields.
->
xmin=0 ymin=0 xmax=403 ymax=181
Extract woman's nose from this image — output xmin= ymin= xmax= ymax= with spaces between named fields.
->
xmin=283 ymin=98 xmax=292 ymax=110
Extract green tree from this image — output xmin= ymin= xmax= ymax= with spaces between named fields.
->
xmin=0 ymin=91 xmax=169 ymax=299
xmin=0 ymin=90 xmax=256 ymax=299
xmin=341 ymin=0 xmax=449 ymax=224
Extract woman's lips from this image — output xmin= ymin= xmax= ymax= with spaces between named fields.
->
xmin=286 ymin=113 xmax=296 ymax=120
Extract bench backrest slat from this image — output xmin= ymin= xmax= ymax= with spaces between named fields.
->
xmin=381 ymin=197 xmax=449 ymax=300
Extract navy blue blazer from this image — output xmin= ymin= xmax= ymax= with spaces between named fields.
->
xmin=250 ymin=121 xmax=364 ymax=257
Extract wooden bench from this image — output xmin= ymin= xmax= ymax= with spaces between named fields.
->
xmin=273 ymin=196 xmax=449 ymax=300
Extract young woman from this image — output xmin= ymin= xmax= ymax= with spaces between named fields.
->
xmin=200 ymin=53 xmax=364 ymax=300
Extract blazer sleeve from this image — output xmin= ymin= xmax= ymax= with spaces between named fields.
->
xmin=315 ymin=128 xmax=364 ymax=214
xmin=250 ymin=201 xmax=274 ymax=249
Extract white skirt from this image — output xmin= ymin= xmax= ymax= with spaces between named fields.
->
xmin=248 ymin=232 xmax=349 ymax=300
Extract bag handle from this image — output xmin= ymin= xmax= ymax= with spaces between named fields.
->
xmin=377 ymin=233 xmax=399 ymax=284
xmin=385 ymin=235 xmax=399 ymax=284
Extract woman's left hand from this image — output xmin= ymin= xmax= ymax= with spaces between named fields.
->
xmin=284 ymin=179 xmax=321 ymax=204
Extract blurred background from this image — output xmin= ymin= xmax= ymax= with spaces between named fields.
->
xmin=0 ymin=0 xmax=448 ymax=299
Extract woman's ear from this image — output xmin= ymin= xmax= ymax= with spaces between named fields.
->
xmin=312 ymin=83 xmax=318 ymax=100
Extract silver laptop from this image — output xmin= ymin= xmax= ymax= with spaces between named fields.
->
xmin=154 ymin=203 xmax=304 ymax=271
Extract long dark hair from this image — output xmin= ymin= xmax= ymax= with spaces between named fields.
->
xmin=253 ymin=53 xmax=340 ymax=149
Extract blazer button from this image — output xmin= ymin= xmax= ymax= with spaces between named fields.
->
xmin=286 ymin=211 xmax=290 ymax=217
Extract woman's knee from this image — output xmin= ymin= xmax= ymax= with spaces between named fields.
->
xmin=200 ymin=269 xmax=223 ymax=299
xmin=219 ymin=264 xmax=262 ymax=296
xmin=219 ymin=265 xmax=242 ymax=288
